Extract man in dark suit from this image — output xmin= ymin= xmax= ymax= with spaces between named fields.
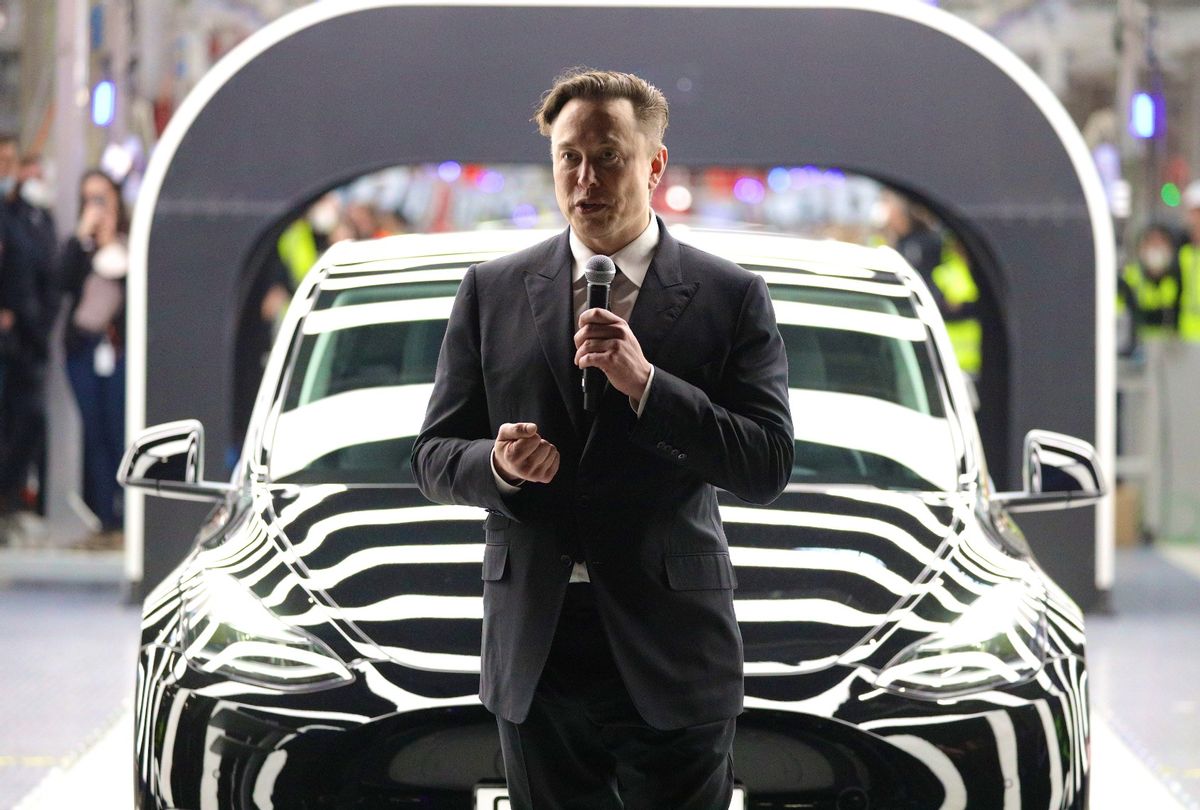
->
xmin=411 ymin=68 xmax=793 ymax=809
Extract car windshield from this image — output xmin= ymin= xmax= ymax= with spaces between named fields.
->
xmin=267 ymin=266 xmax=959 ymax=491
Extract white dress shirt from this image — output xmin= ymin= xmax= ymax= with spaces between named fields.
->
xmin=491 ymin=214 xmax=662 ymax=582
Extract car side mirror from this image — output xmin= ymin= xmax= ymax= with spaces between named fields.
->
xmin=992 ymin=429 xmax=1105 ymax=512
xmin=118 ymin=419 xmax=234 ymax=502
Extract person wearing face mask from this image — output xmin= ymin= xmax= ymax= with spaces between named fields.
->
xmin=0 ymin=137 xmax=58 ymax=539
xmin=1120 ymin=223 xmax=1183 ymax=341
xmin=59 ymin=169 xmax=128 ymax=547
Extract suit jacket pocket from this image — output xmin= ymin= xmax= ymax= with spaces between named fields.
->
xmin=484 ymin=512 xmax=511 ymax=546
xmin=664 ymin=552 xmax=737 ymax=590
xmin=482 ymin=542 xmax=509 ymax=581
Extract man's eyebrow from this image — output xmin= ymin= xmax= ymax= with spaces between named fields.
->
xmin=553 ymin=135 xmax=624 ymax=151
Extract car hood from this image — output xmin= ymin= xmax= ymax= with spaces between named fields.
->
xmin=721 ymin=487 xmax=965 ymax=675
xmin=264 ymin=485 xmax=966 ymax=675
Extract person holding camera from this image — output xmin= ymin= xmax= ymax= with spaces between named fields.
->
xmin=59 ymin=169 xmax=129 ymax=545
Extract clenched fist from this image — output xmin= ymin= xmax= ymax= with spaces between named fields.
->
xmin=494 ymin=422 xmax=560 ymax=485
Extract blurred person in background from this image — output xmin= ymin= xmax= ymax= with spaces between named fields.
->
xmin=1116 ymin=270 xmax=1139 ymax=358
xmin=345 ymin=200 xmax=384 ymax=239
xmin=0 ymin=133 xmax=21 ymax=539
xmin=232 ymin=192 xmax=354 ymax=458
xmin=878 ymin=189 xmax=949 ymax=314
xmin=931 ymin=235 xmax=982 ymax=377
xmin=377 ymin=208 xmax=410 ymax=237
xmin=1179 ymin=182 xmax=1200 ymax=341
xmin=59 ymin=169 xmax=128 ymax=548
xmin=0 ymin=137 xmax=58 ymax=543
xmin=1119 ymin=223 xmax=1182 ymax=342
xmin=307 ymin=192 xmax=341 ymax=252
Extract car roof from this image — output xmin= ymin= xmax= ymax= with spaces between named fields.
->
xmin=317 ymin=225 xmax=919 ymax=289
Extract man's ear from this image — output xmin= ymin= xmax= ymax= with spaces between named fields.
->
xmin=648 ymin=145 xmax=668 ymax=191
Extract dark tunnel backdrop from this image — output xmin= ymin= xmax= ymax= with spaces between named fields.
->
xmin=130 ymin=3 xmax=1113 ymax=608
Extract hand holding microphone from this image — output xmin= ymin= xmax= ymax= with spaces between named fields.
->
xmin=580 ymin=256 xmax=616 ymax=412
xmin=575 ymin=256 xmax=651 ymax=407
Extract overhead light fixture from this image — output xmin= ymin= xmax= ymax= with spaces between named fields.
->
xmin=92 ymin=80 xmax=116 ymax=127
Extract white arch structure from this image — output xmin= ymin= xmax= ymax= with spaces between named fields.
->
xmin=126 ymin=0 xmax=1115 ymax=603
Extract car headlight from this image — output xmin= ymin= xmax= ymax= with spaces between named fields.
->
xmin=874 ymin=580 xmax=1047 ymax=698
xmin=180 ymin=569 xmax=353 ymax=691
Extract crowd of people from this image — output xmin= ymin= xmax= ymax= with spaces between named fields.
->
xmin=0 ymin=136 xmax=421 ymax=551
xmin=876 ymin=183 xmax=1200 ymax=371
xmin=0 ymin=134 xmax=129 ymax=549
xmin=2 ymin=120 xmax=1198 ymax=553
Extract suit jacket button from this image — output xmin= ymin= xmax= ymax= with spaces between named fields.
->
xmin=656 ymin=441 xmax=667 ymax=450
xmin=560 ymin=554 xmax=572 ymax=566
xmin=670 ymin=448 xmax=679 ymax=457
xmin=678 ymin=452 xmax=688 ymax=461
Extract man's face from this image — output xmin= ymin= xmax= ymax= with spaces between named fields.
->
xmin=550 ymin=97 xmax=666 ymax=256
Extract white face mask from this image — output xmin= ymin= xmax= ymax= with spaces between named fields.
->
xmin=19 ymin=178 xmax=52 ymax=209
xmin=1140 ymin=246 xmax=1173 ymax=273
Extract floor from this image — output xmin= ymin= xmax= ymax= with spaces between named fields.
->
xmin=1 ymin=547 xmax=1197 ymax=809
xmin=0 ymin=579 xmax=140 ymax=807
xmin=1087 ymin=545 xmax=1200 ymax=808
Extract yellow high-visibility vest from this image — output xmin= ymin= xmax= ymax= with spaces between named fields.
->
xmin=1180 ymin=243 xmax=1200 ymax=341
xmin=1121 ymin=262 xmax=1179 ymax=337
xmin=931 ymin=249 xmax=981 ymax=375
xmin=278 ymin=219 xmax=319 ymax=288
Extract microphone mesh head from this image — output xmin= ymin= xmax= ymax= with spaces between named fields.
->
xmin=584 ymin=254 xmax=617 ymax=285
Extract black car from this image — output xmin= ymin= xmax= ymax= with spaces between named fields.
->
xmin=124 ymin=228 xmax=1100 ymax=809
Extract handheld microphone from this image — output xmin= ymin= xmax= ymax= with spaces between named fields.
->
xmin=582 ymin=255 xmax=617 ymax=412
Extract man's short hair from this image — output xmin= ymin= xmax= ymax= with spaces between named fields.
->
xmin=533 ymin=67 xmax=669 ymax=149
xmin=0 ymin=132 xmax=17 ymax=149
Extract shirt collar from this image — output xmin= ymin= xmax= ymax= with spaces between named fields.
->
xmin=569 ymin=213 xmax=660 ymax=289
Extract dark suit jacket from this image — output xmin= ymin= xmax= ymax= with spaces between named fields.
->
xmin=411 ymin=218 xmax=793 ymax=730
xmin=1 ymin=197 xmax=58 ymax=361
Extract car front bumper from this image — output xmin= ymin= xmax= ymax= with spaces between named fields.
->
xmin=138 ymin=650 xmax=1086 ymax=810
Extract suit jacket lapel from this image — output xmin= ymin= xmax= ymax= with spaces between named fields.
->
xmin=581 ymin=219 xmax=700 ymax=457
xmin=626 ymin=219 xmax=700 ymax=373
xmin=524 ymin=231 xmax=586 ymax=438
